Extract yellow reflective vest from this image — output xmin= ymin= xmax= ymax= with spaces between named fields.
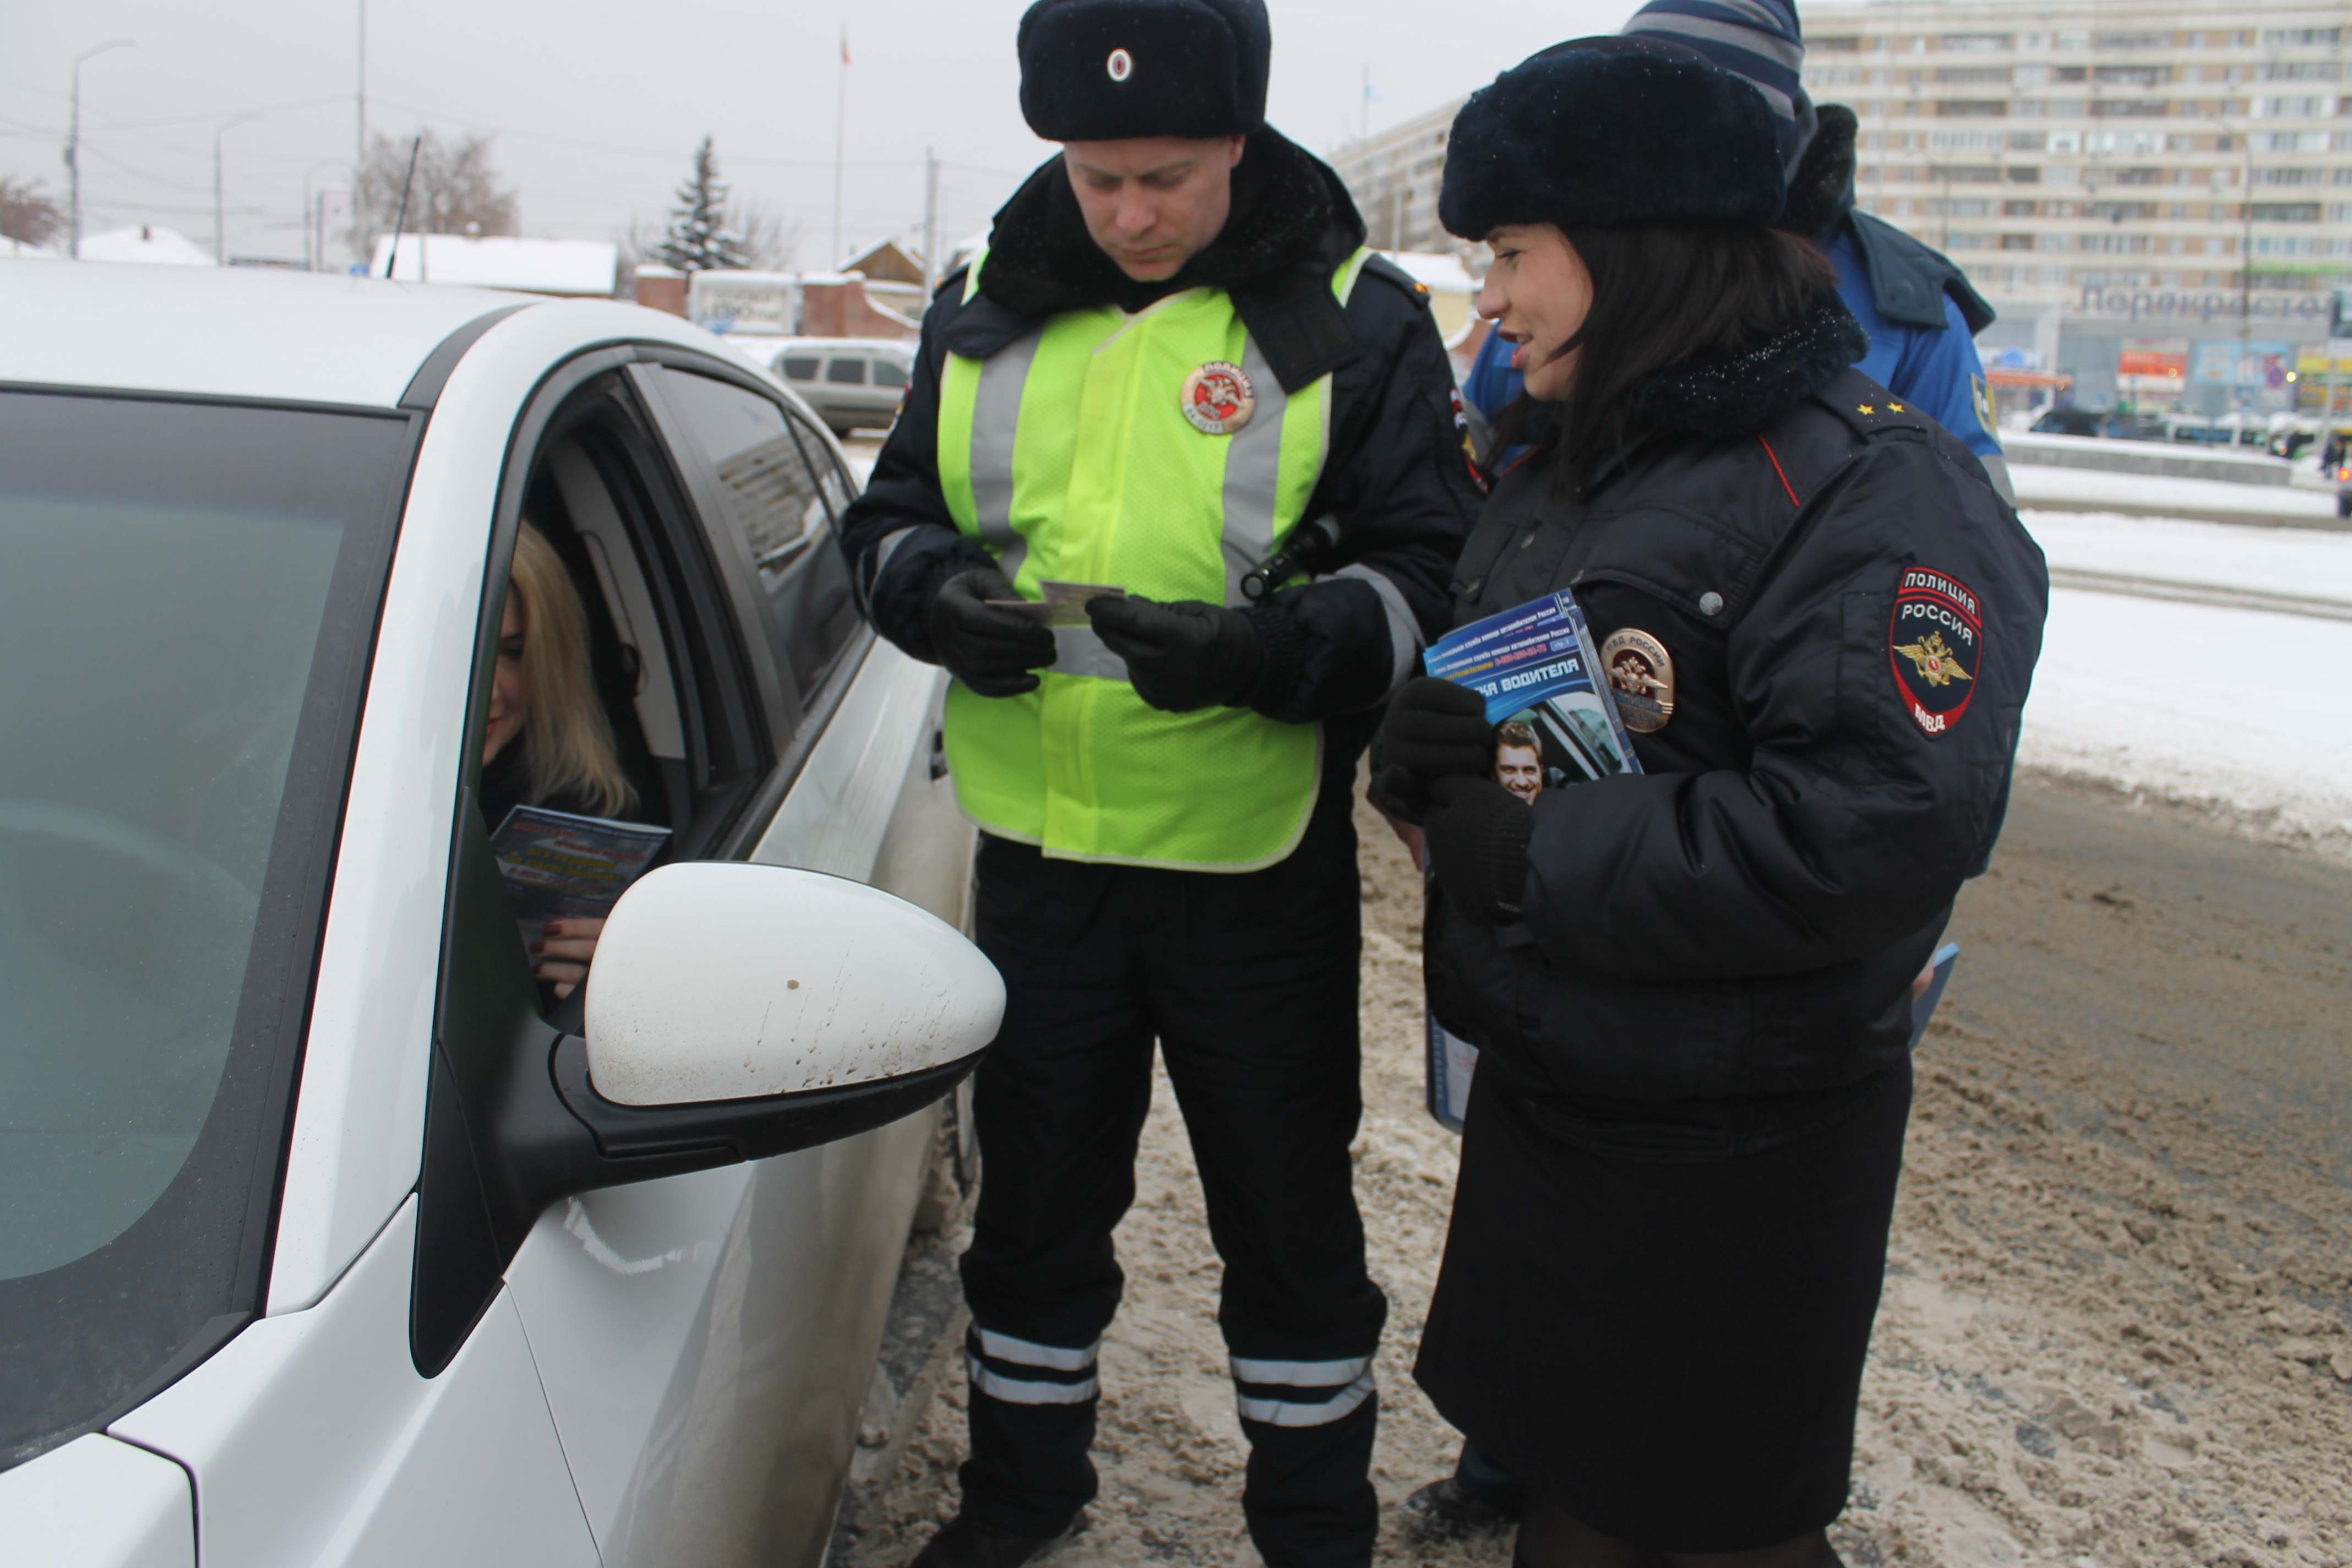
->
xmin=935 ymin=248 xmax=1375 ymax=871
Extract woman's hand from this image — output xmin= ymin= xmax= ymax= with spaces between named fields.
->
xmin=1380 ymin=678 xmax=1493 ymax=792
xmin=1422 ymin=776 xmax=1533 ymax=927
xmin=531 ymin=917 xmax=606 ymax=1000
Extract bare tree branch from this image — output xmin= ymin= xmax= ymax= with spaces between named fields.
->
xmin=1 ymin=177 xmax=65 ymax=248
xmin=351 ymin=129 xmax=521 ymax=260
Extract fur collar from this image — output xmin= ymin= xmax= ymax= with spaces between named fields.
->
xmin=977 ymin=127 xmax=1363 ymax=318
xmin=1630 ymin=292 xmax=1869 ymax=441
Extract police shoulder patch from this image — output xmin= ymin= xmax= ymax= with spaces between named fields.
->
xmin=1889 ymin=567 xmax=1983 ymax=737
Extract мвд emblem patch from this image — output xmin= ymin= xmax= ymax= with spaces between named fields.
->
xmin=1889 ymin=567 xmax=1983 ymax=737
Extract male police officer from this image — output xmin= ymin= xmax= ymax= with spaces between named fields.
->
xmin=837 ymin=2 xmax=1479 ymax=1564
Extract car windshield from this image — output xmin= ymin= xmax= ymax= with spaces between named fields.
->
xmin=0 ymin=389 xmax=409 ymax=1466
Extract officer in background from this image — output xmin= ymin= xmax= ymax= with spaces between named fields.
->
xmin=838 ymin=1 xmax=1480 ymax=1562
xmin=1458 ymin=0 xmax=2015 ymax=504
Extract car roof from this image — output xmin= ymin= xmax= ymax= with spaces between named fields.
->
xmin=3 ymin=260 xmax=545 ymax=410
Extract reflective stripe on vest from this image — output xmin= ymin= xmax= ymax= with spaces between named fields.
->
xmin=935 ymin=248 xmax=1374 ymax=870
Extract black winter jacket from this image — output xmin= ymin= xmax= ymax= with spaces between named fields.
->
xmin=839 ymin=130 xmax=1483 ymax=813
xmin=1424 ymin=298 xmax=2048 ymax=1155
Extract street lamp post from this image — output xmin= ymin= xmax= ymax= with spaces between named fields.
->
xmin=67 ymin=39 xmax=134 ymax=260
xmin=214 ymin=114 xmax=262 ymax=266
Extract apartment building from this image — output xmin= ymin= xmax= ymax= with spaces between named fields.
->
xmin=1328 ymin=1 xmax=2352 ymax=411
xmin=1810 ymin=0 xmax=2352 ymax=409
xmin=1324 ymin=100 xmax=1460 ymax=257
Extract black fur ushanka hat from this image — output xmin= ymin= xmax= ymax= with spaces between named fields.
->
xmin=1018 ymin=0 xmax=1271 ymax=141
xmin=1439 ymin=39 xmax=1788 ymax=239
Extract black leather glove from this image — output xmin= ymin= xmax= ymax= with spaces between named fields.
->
xmin=1085 ymin=595 xmax=1262 ymax=713
xmin=1380 ymin=677 xmax=1492 ymax=787
xmin=1422 ymin=775 xmax=1533 ymax=927
xmin=928 ymin=569 xmax=1058 ymax=697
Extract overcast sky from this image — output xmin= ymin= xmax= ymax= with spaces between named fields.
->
xmin=3 ymin=0 xmax=1642 ymax=269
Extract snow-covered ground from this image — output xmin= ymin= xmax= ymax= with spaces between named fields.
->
xmin=2011 ymin=461 xmax=2343 ymax=521
xmin=2017 ymin=510 xmax=2352 ymax=849
xmin=2024 ymin=509 xmax=2352 ymax=602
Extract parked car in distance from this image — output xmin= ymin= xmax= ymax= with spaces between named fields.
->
xmin=2163 ymin=413 xmax=2234 ymax=445
xmin=0 ymin=261 xmax=990 ymax=1568
xmin=763 ymin=336 xmax=914 ymax=437
xmin=2029 ymin=407 xmax=2168 ymax=441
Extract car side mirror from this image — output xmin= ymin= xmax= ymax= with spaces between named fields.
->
xmin=411 ymin=821 xmax=1004 ymax=1376
xmin=585 ymin=862 xmax=1003 ymax=1105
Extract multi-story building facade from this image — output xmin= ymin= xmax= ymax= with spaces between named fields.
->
xmin=1324 ymin=101 xmax=1460 ymax=257
xmin=1328 ymin=1 xmax=2352 ymax=413
xmin=1810 ymin=0 xmax=2352 ymax=410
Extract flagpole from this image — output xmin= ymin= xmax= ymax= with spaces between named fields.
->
xmin=832 ymin=24 xmax=848 ymax=271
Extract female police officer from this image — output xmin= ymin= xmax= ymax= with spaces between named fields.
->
xmin=1376 ymin=39 xmax=2047 ymax=1567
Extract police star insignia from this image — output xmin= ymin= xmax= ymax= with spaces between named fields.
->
xmin=1858 ymin=403 xmax=1876 ymax=415
xmin=1892 ymin=630 xmax=1973 ymax=687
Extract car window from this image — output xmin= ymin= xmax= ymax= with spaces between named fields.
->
xmin=780 ymin=356 xmax=819 ymax=382
xmin=825 ymin=357 xmax=867 ymax=385
xmin=649 ymin=368 xmax=863 ymax=700
xmin=873 ymin=358 xmax=908 ymax=390
xmin=0 ymin=389 xmax=409 ymax=1462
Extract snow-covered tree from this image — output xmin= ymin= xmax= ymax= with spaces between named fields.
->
xmin=660 ymin=138 xmax=750 ymax=274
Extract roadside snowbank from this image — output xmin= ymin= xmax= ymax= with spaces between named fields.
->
xmin=2021 ymin=510 xmax=2352 ymax=603
xmin=2018 ymin=587 xmax=2352 ymax=852
xmin=2011 ymin=515 xmax=2352 ymax=852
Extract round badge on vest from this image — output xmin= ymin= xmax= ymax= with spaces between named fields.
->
xmin=1600 ymin=628 xmax=1675 ymax=732
xmin=1107 ymin=47 xmax=1133 ymax=81
xmin=1182 ymin=361 xmax=1255 ymax=435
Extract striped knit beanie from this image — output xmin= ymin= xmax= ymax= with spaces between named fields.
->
xmin=1622 ymin=0 xmax=1815 ymax=175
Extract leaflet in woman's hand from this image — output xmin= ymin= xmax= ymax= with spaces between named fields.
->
xmin=489 ymin=805 xmax=671 ymax=929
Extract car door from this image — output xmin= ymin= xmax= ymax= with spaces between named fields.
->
xmin=496 ymin=352 xmax=967 ymax=1568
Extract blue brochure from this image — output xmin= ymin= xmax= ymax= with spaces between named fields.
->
xmin=1422 ymin=589 xmax=1645 ymax=787
xmin=1421 ymin=590 xmax=1643 ymax=1131
xmin=1907 ymin=943 xmax=1961 ymax=1052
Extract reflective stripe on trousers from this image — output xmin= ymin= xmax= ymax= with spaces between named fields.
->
xmin=1231 ymin=1354 xmax=1377 ymax=1428
xmin=967 ymin=1327 xmax=1102 ymax=1406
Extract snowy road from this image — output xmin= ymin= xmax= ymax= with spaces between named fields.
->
xmin=2016 ymin=511 xmax=2352 ymax=854
xmin=2011 ymin=462 xmax=2346 ymax=529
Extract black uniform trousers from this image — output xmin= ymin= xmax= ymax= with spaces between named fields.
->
xmin=957 ymin=813 xmax=1387 ymax=1568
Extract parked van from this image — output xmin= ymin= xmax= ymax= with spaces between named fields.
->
xmin=763 ymin=337 xmax=914 ymax=437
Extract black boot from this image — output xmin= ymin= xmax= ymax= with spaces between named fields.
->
xmin=907 ymin=1513 xmax=1085 ymax=1568
xmin=1399 ymin=1476 xmax=1521 ymax=1543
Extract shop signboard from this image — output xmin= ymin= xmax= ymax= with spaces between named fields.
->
xmin=2191 ymin=340 xmax=2294 ymax=387
xmin=2292 ymin=344 xmax=2352 ymax=408
xmin=2117 ymin=338 xmax=2187 ymax=395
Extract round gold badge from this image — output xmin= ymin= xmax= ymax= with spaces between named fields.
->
xmin=1180 ymin=361 xmax=1255 ymax=435
xmin=1600 ymin=628 xmax=1675 ymax=733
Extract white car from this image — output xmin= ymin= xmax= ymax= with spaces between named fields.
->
xmin=0 ymin=262 xmax=993 ymax=1567
xmin=755 ymin=337 xmax=914 ymax=437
